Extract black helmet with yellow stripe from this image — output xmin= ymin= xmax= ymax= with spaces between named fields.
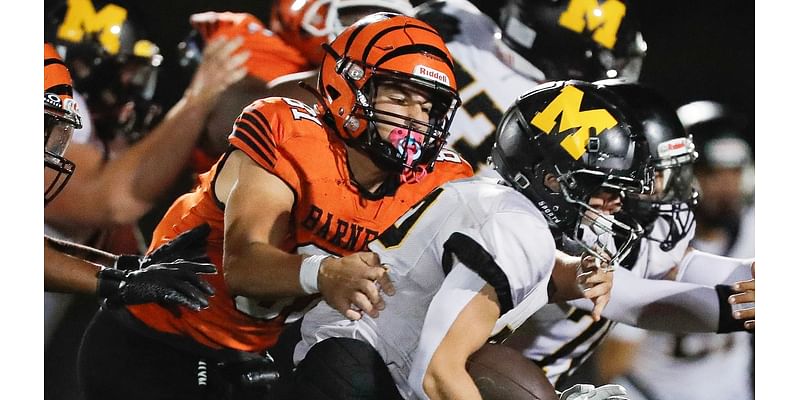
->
xmin=491 ymin=80 xmax=652 ymax=266
xmin=46 ymin=0 xmax=163 ymax=143
xmin=499 ymin=0 xmax=647 ymax=82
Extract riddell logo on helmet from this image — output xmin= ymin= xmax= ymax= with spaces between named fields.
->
xmin=413 ymin=65 xmax=450 ymax=86
xmin=657 ymin=138 xmax=693 ymax=158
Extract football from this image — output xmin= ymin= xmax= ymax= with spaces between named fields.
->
xmin=467 ymin=343 xmax=558 ymax=400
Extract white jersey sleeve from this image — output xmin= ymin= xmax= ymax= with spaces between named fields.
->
xmin=676 ymin=249 xmax=753 ymax=286
xmin=569 ymin=267 xmax=720 ymax=332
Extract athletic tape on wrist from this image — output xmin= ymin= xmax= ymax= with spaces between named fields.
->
xmin=300 ymin=255 xmax=328 ymax=294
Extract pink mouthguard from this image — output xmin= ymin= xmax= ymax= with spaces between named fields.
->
xmin=388 ymin=128 xmax=428 ymax=184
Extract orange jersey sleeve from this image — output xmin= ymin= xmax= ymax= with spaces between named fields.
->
xmin=228 ymin=97 xmax=325 ymax=192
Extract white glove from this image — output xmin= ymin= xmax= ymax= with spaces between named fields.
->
xmin=559 ymin=383 xmax=629 ymax=400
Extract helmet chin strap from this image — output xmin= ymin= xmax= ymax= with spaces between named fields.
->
xmin=388 ymin=127 xmax=427 ymax=183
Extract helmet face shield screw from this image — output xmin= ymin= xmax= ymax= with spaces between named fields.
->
xmin=346 ymin=63 xmax=364 ymax=81
xmin=344 ymin=116 xmax=360 ymax=132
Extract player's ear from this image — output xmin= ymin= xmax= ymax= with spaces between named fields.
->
xmin=543 ymin=173 xmax=560 ymax=192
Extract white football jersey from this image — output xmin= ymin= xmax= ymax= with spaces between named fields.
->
xmin=505 ymin=214 xmax=696 ymax=387
xmin=295 ymin=177 xmax=555 ymax=399
xmin=420 ymin=0 xmax=543 ymax=175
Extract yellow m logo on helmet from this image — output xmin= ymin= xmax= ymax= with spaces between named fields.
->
xmin=56 ymin=0 xmax=158 ymax=58
xmin=57 ymin=0 xmax=128 ymax=55
xmin=531 ymin=85 xmax=618 ymax=160
xmin=558 ymin=0 xmax=627 ymax=49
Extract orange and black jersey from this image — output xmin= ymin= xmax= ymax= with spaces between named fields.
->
xmin=128 ymin=97 xmax=473 ymax=353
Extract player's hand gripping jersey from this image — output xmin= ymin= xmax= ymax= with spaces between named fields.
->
xmin=296 ymin=177 xmax=555 ymax=399
xmin=127 ymin=97 xmax=472 ymax=353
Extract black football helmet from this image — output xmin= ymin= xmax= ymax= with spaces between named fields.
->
xmin=45 ymin=0 xmax=163 ymax=144
xmin=600 ymin=80 xmax=699 ymax=251
xmin=676 ymin=100 xmax=753 ymax=233
xmin=676 ymin=100 xmax=753 ymax=171
xmin=498 ymin=0 xmax=646 ymax=82
xmin=491 ymin=80 xmax=652 ymax=266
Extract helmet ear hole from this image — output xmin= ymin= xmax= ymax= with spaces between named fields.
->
xmin=326 ymin=85 xmax=341 ymax=101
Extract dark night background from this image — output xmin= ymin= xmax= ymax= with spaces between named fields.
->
xmin=46 ymin=0 xmax=755 ymax=146
xmin=43 ymin=1 xmax=754 ymax=399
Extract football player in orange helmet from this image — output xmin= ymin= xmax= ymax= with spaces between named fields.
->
xmin=44 ymin=42 xmax=216 ymax=311
xmin=77 ymin=13 xmax=472 ymax=400
xmin=45 ymin=43 xmax=81 ymax=205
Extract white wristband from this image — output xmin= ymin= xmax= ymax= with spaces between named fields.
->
xmin=299 ymin=255 xmax=328 ymax=294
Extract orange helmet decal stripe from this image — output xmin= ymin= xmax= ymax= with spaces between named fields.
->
xmin=44 ymin=43 xmax=74 ymax=97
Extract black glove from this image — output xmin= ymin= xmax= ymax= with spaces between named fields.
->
xmin=415 ymin=1 xmax=461 ymax=43
xmin=97 ymin=260 xmax=216 ymax=310
xmin=99 ymin=223 xmax=216 ymax=311
xmin=115 ymin=223 xmax=212 ymax=271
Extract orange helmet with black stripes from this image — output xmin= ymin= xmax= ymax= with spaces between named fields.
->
xmin=44 ymin=43 xmax=82 ymax=205
xmin=316 ymin=13 xmax=461 ymax=176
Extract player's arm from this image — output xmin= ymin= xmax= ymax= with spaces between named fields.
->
xmin=569 ymin=266 xmax=747 ymax=333
xmin=45 ymin=236 xmax=107 ymax=294
xmin=219 ymin=149 xmax=304 ymax=299
xmin=219 ymin=151 xmax=391 ymax=319
xmin=45 ymin=226 xmax=216 ymax=309
xmin=45 ymin=37 xmax=248 ymax=229
xmin=675 ymin=247 xmax=754 ymax=286
xmin=423 ymin=282 xmax=500 ymax=400
xmin=412 ymin=210 xmax=553 ymax=399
